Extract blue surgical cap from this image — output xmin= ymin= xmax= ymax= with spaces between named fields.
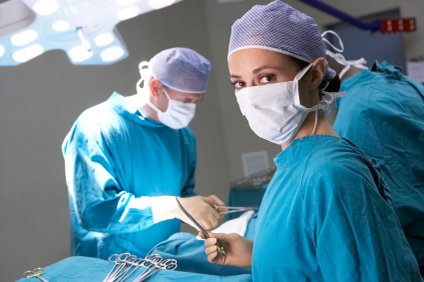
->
xmin=228 ymin=0 xmax=336 ymax=81
xmin=149 ymin=47 xmax=211 ymax=94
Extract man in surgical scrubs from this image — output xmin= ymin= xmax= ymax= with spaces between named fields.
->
xmin=62 ymin=47 xmax=225 ymax=259
xmin=323 ymin=37 xmax=424 ymax=272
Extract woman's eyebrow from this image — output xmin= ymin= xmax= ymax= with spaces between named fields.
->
xmin=252 ymin=65 xmax=280 ymax=74
xmin=230 ymin=65 xmax=281 ymax=79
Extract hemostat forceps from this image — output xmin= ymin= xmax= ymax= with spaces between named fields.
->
xmin=23 ymin=267 xmax=48 ymax=282
xmin=213 ymin=205 xmax=259 ymax=215
xmin=175 ymin=197 xmax=210 ymax=238
xmin=175 ymin=197 xmax=226 ymax=257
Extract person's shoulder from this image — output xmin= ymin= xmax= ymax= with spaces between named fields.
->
xmin=307 ymin=138 xmax=357 ymax=165
xmin=302 ymin=137 xmax=369 ymax=187
xmin=78 ymin=96 xmax=122 ymax=123
xmin=69 ymin=101 xmax=126 ymax=142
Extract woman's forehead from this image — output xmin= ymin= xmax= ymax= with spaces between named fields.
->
xmin=228 ymin=49 xmax=296 ymax=72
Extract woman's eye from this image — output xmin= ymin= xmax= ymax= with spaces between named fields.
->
xmin=231 ymin=81 xmax=244 ymax=89
xmin=259 ymin=75 xmax=274 ymax=84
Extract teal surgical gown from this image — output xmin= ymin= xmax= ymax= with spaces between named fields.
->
xmin=333 ymin=61 xmax=424 ymax=266
xmin=62 ymin=93 xmax=197 ymax=259
xmin=253 ymin=135 xmax=422 ymax=281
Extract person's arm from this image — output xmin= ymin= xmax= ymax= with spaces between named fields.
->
xmin=162 ymin=127 xmax=224 ymax=229
xmin=152 ymin=195 xmax=224 ymax=230
xmin=180 ymin=127 xmax=197 ymax=197
xmin=63 ymin=118 xmax=223 ymax=233
xmin=62 ymin=118 xmax=168 ymax=234
xmin=304 ymin=162 xmax=421 ymax=281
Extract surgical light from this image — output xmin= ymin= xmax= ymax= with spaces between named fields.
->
xmin=12 ymin=43 xmax=44 ymax=63
xmin=68 ymin=44 xmax=93 ymax=63
xmin=94 ymin=33 xmax=115 ymax=47
xmin=0 ymin=45 xmax=5 ymax=57
xmin=32 ymin=0 xmax=59 ymax=15
xmin=52 ymin=20 xmax=71 ymax=32
xmin=0 ymin=0 xmax=182 ymax=66
xmin=148 ymin=0 xmax=176 ymax=9
xmin=100 ymin=46 xmax=126 ymax=62
xmin=10 ymin=29 xmax=38 ymax=46
xmin=116 ymin=6 xmax=141 ymax=21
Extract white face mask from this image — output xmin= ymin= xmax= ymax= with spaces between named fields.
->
xmin=147 ymin=88 xmax=196 ymax=129
xmin=235 ymin=64 xmax=343 ymax=145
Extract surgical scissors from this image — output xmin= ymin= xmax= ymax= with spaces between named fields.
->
xmin=175 ymin=197 xmax=209 ymax=238
xmin=213 ymin=205 xmax=259 ymax=215
xmin=23 ymin=267 xmax=48 ymax=282
xmin=175 ymin=198 xmax=226 ymax=257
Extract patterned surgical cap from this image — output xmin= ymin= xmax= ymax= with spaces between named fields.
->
xmin=149 ymin=47 xmax=211 ymax=94
xmin=228 ymin=0 xmax=336 ymax=80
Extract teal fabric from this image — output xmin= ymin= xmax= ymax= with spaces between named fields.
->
xmin=252 ymin=135 xmax=422 ymax=281
xmin=333 ymin=61 xmax=424 ymax=265
xmin=148 ymin=233 xmax=251 ymax=276
xmin=17 ymin=214 xmax=260 ymax=281
xmin=17 ymin=256 xmax=252 ymax=282
xmin=62 ymin=93 xmax=197 ymax=259
xmin=18 ymin=257 xmax=110 ymax=282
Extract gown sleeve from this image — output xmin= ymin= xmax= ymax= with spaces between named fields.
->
xmin=179 ymin=127 xmax=197 ymax=198
xmin=62 ymin=116 xmax=159 ymax=234
xmin=302 ymin=155 xmax=421 ymax=281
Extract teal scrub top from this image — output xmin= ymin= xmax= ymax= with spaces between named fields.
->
xmin=62 ymin=93 xmax=197 ymax=259
xmin=333 ymin=61 xmax=424 ymax=264
xmin=252 ymin=135 xmax=421 ymax=281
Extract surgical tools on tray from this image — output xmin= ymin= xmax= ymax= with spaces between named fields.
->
xmin=103 ymin=252 xmax=177 ymax=282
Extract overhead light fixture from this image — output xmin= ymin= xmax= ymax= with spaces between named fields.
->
xmin=0 ymin=0 xmax=182 ymax=66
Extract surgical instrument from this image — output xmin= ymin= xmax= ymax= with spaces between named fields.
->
xmin=175 ymin=197 xmax=209 ymax=238
xmin=175 ymin=197 xmax=226 ymax=257
xmin=103 ymin=253 xmax=177 ymax=282
xmin=213 ymin=205 xmax=259 ymax=215
xmin=23 ymin=267 xmax=48 ymax=282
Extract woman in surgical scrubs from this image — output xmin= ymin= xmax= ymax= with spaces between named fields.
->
xmin=203 ymin=1 xmax=422 ymax=281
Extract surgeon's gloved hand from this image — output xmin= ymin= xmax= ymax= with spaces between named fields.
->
xmin=201 ymin=232 xmax=253 ymax=268
xmin=176 ymin=195 xmax=225 ymax=230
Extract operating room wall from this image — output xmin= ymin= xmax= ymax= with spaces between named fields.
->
xmin=202 ymin=0 xmax=424 ymax=181
xmin=0 ymin=1 xmax=229 ymax=280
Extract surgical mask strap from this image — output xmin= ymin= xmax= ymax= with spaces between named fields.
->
xmin=136 ymin=61 xmax=152 ymax=95
xmin=326 ymin=50 xmax=367 ymax=79
xmin=310 ymin=90 xmax=345 ymax=112
xmin=136 ymin=78 xmax=144 ymax=95
xmin=294 ymin=62 xmax=345 ymax=112
xmin=295 ymin=63 xmax=313 ymax=81
xmin=145 ymin=86 xmax=171 ymax=114
xmin=322 ymin=30 xmax=344 ymax=53
xmin=295 ymin=63 xmax=340 ymax=112
xmin=322 ymin=30 xmax=367 ymax=79
xmin=338 ymin=64 xmax=351 ymax=80
xmin=139 ymin=61 xmax=151 ymax=77
xmin=311 ymin=110 xmax=319 ymax=136
xmin=161 ymin=87 xmax=172 ymax=101
xmin=292 ymin=63 xmax=314 ymax=98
